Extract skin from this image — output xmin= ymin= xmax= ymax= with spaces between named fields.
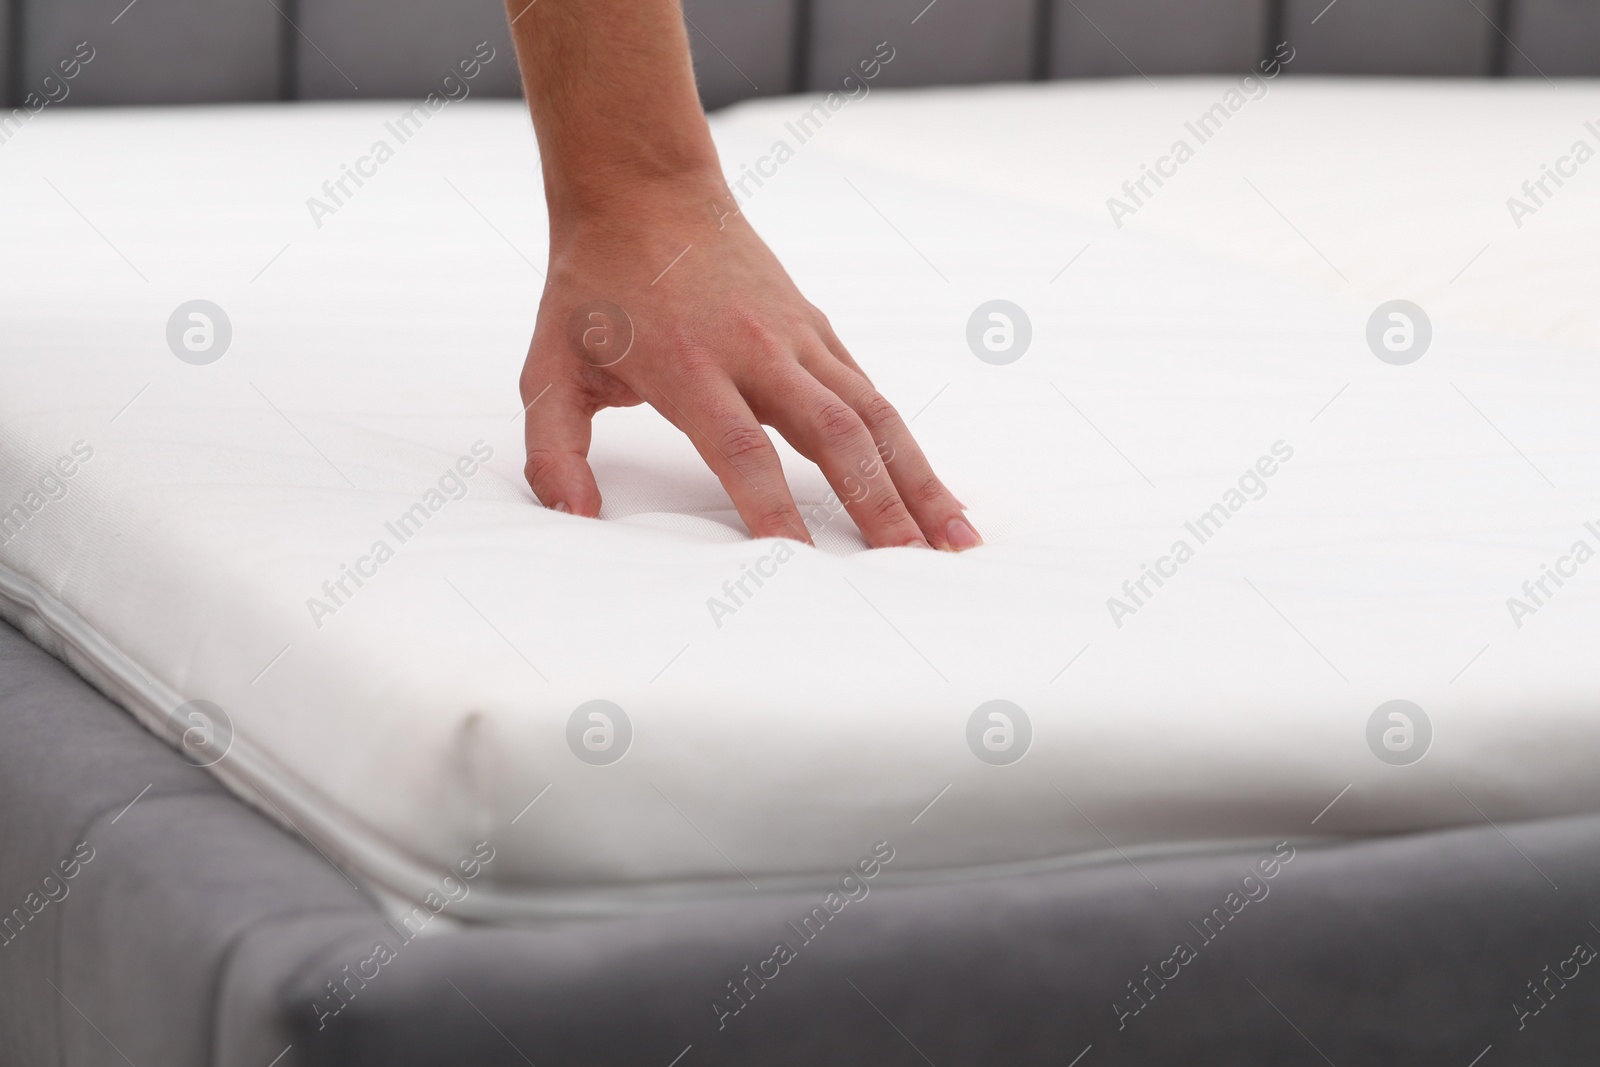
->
xmin=503 ymin=0 xmax=982 ymax=551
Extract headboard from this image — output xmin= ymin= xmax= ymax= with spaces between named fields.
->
xmin=4 ymin=0 xmax=1595 ymax=113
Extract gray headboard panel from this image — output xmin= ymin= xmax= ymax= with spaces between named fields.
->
xmin=1509 ymin=0 xmax=1600 ymax=76
xmin=806 ymin=0 xmax=1038 ymax=90
xmin=0 ymin=0 xmax=10 ymax=109
xmin=1282 ymin=0 xmax=1499 ymax=75
xmin=16 ymin=0 xmax=279 ymax=106
xmin=2 ymin=0 xmax=1595 ymax=113
xmin=682 ymin=0 xmax=799 ymax=109
xmin=1049 ymin=0 xmax=1270 ymax=78
xmin=290 ymin=0 xmax=521 ymax=100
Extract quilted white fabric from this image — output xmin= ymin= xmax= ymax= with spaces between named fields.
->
xmin=2 ymin=80 xmax=1598 ymax=917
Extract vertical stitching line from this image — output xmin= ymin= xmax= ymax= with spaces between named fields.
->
xmin=1031 ymin=0 xmax=1054 ymax=80
xmin=1490 ymin=0 xmax=1514 ymax=76
xmin=1263 ymin=0 xmax=1285 ymax=71
xmin=279 ymin=0 xmax=299 ymax=100
xmin=5 ymin=0 xmax=25 ymax=109
xmin=790 ymin=0 xmax=812 ymax=93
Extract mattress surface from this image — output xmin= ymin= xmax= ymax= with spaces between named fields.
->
xmin=2 ymin=81 xmax=1599 ymax=918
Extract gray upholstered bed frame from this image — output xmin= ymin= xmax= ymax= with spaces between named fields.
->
xmin=5 ymin=2 xmax=1600 ymax=1064
xmin=4 ymin=0 xmax=1599 ymax=115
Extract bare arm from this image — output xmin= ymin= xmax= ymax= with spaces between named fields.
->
xmin=503 ymin=0 xmax=981 ymax=550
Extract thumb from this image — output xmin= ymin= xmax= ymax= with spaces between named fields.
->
xmin=523 ymin=381 xmax=602 ymax=517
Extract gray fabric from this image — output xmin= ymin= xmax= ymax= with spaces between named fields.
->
xmin=806 ymin=0 xmax=1038 ymax=91
xmin=291 ymin=0 xmax=521 ymax=101
xmin=684 ymin=0 xmax=799 ymax=110
xmin=0 ymin=620 xmax=373 ymax=1067
xmin=1283 ymin=0 xmax=1498 ymax=75
xmin=1050 ymin=0 xmax=1269 ymax=78
xmin=20 ymin=0 xmax=280 ymax=105
xmin=6 ymin=616 xmax=1600 ymax=1065
xmin=58 ymin=797 xmax=374 ymax=1067
xmin=1508 ymin=0 xmax=1600 ymax=76
xmin=7 ymin=0 xmax=1600 ymax=110
xmin=217 ymin=913 xmax=388 ymax=1067
xmin=0 ymin=615 xmax=222 ymax=1066
xmin=241 ymin=815 xmax=1600 ymax=1066
xmin=1 ymin=0 xmax=11 ymax=111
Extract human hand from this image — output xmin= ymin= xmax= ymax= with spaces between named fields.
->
xmin=518 ymin=176 xmax=982 ymax=552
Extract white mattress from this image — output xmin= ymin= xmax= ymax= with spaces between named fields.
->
xmin=3 ymin=80 xmax=1600 ymax=919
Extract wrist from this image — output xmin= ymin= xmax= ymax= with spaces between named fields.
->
xmin=546 ymin=164 xmax=737 ymax=241
xmin=545 ymin=152 xmax=726 ymax=221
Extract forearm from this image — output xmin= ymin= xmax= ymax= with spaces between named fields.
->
xmin=504 ymin=0 xmax=724 ymax=221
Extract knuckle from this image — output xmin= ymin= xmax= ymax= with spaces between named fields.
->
xmin=727 ymin=309 xmax=781 ymax=351
xmin=523 ymin=448 xmax=563 ymax=489
xmin=752 ymin=325 xmax=787 ymax=356
xmin=735 ymin=305 xmax=777 ymax=334
xmin=855 ymin=390 xmax=901 ymax=431
xmin=668 ymin=340 xmax=716 ymax=377
xmin=813 ymin=400 xmax=865 ymax=449
xmin=910 ymin=473 xmax=948 ymax=508
xmin=866 ymin=487 xmax=913 ymax=527
xmin=717 ymin=422 xmax=772 ymax=464
xmin=752 ymin=502 xmax=800 ymax=535
xmin=807 ymin=305 xmax=841 ymax=343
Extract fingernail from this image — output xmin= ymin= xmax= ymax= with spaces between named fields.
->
xmin=945 ymin=517 xmax=982 ymax=551
xmin=552 ymin=501 xmax=570 ymax=513
xmin=907 ymin=539 xmax=932 ymax=549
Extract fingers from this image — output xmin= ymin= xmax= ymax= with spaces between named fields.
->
xmin=803 ymin=349 xmax=981 ymax=552
xmin=523 ymin=378 xmax=602 ymax=517
xmin=752 ymin=367 xmax=930 ymax=550
xmin=651 ymin=375 xmax=812 ymax=544
xmin=524 ymin=294 xmax=978 ymax=553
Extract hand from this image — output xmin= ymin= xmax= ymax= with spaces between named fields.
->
xmin=518 ymin=176 xmax=983 ymax=551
